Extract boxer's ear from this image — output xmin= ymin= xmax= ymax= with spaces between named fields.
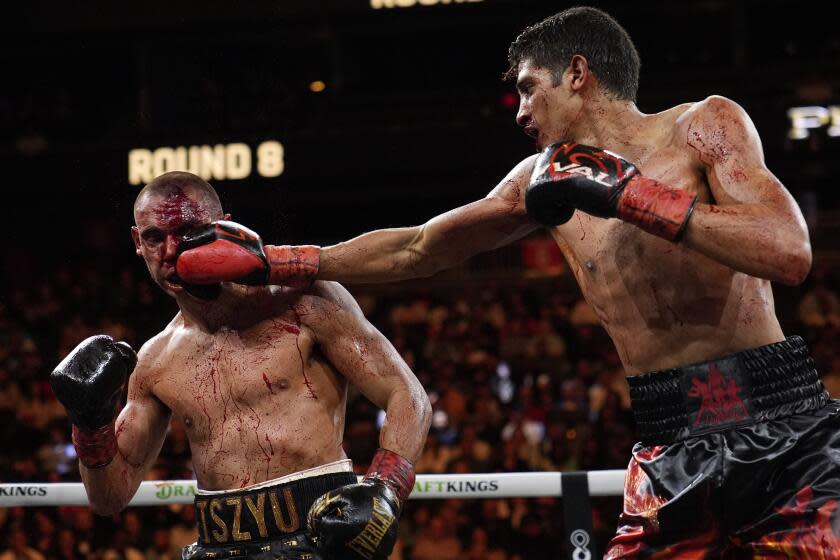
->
xmin=567 ymin=54 xmax=590 ymax=93
xmin=130 ymin=226 xmax=142 ymax=256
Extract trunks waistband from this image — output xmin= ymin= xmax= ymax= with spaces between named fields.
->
xmin=194 ymin=466 xmax=358 ymax=548
xmin=196 ymin=459 xmax=353 ymax=495
xmin=627 ymin=335 xmax=828 ymax=445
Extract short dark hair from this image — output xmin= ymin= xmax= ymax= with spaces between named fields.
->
xmin=507 ymin=7 xmax=641 ymax=102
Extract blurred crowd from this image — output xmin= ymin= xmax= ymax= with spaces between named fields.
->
xmin=1 ymin=251 xmax=838 ymax=559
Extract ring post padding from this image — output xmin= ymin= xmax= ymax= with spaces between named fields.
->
xmin=561 ymin=472 xmax=596 ymax=560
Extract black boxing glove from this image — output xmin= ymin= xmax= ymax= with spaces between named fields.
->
xmin=50 ymin=335 xmax=136 ymax=468
xmin=175 ymin=220 xmax=320 ymax=287
xmin=308 ymin=449 xmax=415 ymax=560
xmin=526 ymin=142 xmax=697 ymax=241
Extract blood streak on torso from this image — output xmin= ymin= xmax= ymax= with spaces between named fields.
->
xmin=550 ymin=102 xmax=785 ymax=374
xmin=281 ymin=316 xmax=317 ymax=400
xmin=145 ymin=309 xmax=346 ymax=490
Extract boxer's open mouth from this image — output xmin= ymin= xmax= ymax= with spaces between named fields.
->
xmin=164 ymin=273 xmax=184 ymax=290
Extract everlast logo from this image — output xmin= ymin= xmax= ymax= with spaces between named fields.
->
xmin=0 ymin=486 xmax=47 ymax=497
xmin=413 ymin=480 xmax=500 ymax=494
xmin=194 ymin=488 xmax=299 ymax=545
xmin=347 ymin=497 xmax=395 ymax=559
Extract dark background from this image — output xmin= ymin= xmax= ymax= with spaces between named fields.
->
xmin=4 ymin=0 xmax=840 ymax=271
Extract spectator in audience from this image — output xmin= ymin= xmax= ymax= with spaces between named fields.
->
xmin=99 ymin=528 xmax=143 ymax=560
xmin=0 ymin=525 xmax=46 ymax=560
xmin=51 ymin=528 xmax=85 ymax=560
xmin=31 ymin=513 xmax=55 ymax=559
xmin=510 ymin=511 xmax=556 ymax=560
xmin=466 ymin=526 xmax=508 ymax=560
xmin=414 ymin=432 xmax=454 ymax=474
xmin=799 ymin=267 xmax=840 ymax=328
xmin=145 ymin=527 xmax=178 ymax=560
xmin=412 ymin=515 xmax=463 ymax=560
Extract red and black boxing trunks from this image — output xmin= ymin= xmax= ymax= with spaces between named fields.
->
xmin=606 ymin=336 xmax=840 ymax=558
xmin=182 ymin=462 xmax=357 ymax=560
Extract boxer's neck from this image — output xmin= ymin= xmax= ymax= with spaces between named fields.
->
xmin=564 ymin=95 xmax=647 ymax=153
xmin=176 ymin=284 xmax=276 ymax=332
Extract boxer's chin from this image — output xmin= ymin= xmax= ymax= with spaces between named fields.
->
xmin=163 ymin=279 xmax=184 ymax=293
xmin=161 ymin=274 xmax=185 ymax=294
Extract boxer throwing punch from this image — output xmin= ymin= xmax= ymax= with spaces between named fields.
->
xmin=176 ymin=7 xmax=840 ymax=557
xmin=51 ymin=172 xmax=431 ymax=560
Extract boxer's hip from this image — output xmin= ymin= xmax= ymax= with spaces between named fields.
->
xmin=606 ymin=337 xmax=840 ymax=557
xmin=626 ymin=335 xmax=828 ymax=445
xmin=182 ymin=459 xmax=357 ymax=560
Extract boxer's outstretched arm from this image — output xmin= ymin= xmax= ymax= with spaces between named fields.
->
xmin=297 ymin=281 xmax=432 ymax=462
xmin=318 ymin=156 xmax=539 ymax=283
xmin=81 ymin=345 xmax=171 ymax=515
xmin=681 ymin=96 xmax=812 ymax=285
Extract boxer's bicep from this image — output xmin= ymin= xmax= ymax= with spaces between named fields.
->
xmin=301 ymin=283 xmax=427 ymax=409
xmin=419 ymin=197 xmax=536 ymax=256
xmin=681 ymin=96 xmax=812 ymax=285
xmin=690 ymin=96 xmax=799 ymax=213
xmin=304 ymin=282 xmax=431 ymax=461
xmin=117 ymin=359 xmax=171 ymax=476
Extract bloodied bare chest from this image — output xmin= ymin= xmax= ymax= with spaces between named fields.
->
xmin=152 ymin=318 xmax=348 ymax=489
xmin=549 ymin=146 xmax=780 ymax=371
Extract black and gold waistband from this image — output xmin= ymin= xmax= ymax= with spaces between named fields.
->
xmin=194 ymin=471 xmax=357 ymax=547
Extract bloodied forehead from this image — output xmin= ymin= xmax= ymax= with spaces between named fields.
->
xmin=134 ymin=172 xmax=223 ymax=229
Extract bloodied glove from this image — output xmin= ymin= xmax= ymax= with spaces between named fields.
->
xmin=307 ymin=449 xmax=415 ymax=560
xmin=526 ymin=142 xmax=697 ymax=241
xmin=50 ymin=335 xmax=136 ymax=468
xmin=175 ymin=220 xmax=320 ymax=287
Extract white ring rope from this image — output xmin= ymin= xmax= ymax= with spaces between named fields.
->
xmin=0 ymin=470 xmax=627 ymax=507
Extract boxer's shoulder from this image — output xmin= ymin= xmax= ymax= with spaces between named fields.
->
xmin=487 ymin=153 xmax=540 ymax=201
xmin=673 ymin=96 xmax=748 ymax=139
xmin=685 ymin=94 xmax=743 ymax=116
xmin=512 ymin=152 xmax=540 ymax=175
xmin=133 ymin=318 xmax=183 ymax=379
xmin=291 ymin=281 xmax=365 ymax=333
xmin=297 ymin=280 xmax=358 ymax=313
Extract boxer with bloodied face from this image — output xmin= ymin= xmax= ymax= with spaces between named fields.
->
xmin=50 ymin=171 xmax=431 ymax=560
xmin=174 ymin=7 xmax=840 ymax=558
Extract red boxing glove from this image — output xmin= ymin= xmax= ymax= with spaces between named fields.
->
xmin=175 ymin=221 xmax=321 ymax=287
xmin=526 ymin=142 xmax=697 ymax=241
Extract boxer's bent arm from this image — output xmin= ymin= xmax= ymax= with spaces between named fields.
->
xmin=80 ymin=354 xmax=171 ymax=515
xmin=319 ymin=157 xmax=539 ymax=284
xmin=297 ymin=282 xmax=431 ymax=462
xmin=681 ymin=96 xmax=811 ymax=286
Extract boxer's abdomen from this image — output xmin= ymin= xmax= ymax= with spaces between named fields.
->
xmin=552 ymin=216 xmax=784 ymax=374
xmin=152 ymin=319 xmax=348 ymax=491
